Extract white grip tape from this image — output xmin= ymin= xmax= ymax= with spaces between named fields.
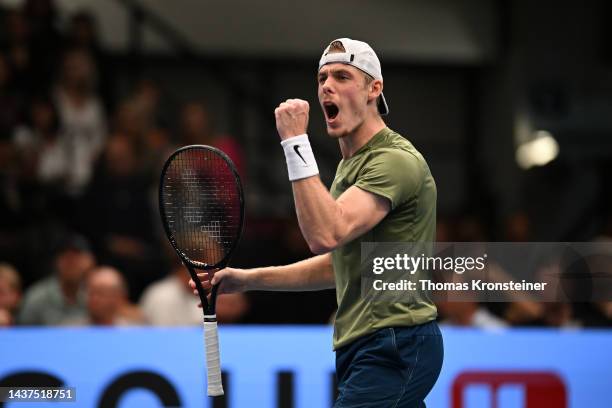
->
xmin=203 ymin=317 xmax=224 ymax=396
xmin=280 ymin=134 xmax=319 ymax=181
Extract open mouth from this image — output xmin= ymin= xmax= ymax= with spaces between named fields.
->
xmin=324 ymin=102 xmax=339 ymax=120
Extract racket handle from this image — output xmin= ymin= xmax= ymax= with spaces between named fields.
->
xmin=203 ymin=316 xmax=224 ymax=396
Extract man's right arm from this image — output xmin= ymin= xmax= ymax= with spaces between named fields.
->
xmin=192 ymin=253 xmax=335 ymax=294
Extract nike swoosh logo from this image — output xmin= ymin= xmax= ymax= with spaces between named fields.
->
xmin=294 ymin=145 xmax=307 ymax=165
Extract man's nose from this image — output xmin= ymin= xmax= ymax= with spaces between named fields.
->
xmin=321 ymin=78 xmax=334 ymax=93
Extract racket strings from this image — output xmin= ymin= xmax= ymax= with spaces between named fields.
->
xmin=162 ymin=148 xmax=242 ymax=266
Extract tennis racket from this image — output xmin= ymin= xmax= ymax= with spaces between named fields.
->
xmin=158 ymin=145 xmax=244 ymax=396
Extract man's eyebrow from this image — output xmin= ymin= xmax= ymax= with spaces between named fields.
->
xmin=317 ymin=67 xmax=352 ymax=80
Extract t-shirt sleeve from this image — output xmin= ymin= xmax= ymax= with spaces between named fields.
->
xmin=353 ymin=150 xmax=424 ymax=210
xmin=16 ymin=288 xmax=44 ymax=325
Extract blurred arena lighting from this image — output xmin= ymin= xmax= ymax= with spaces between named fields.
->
xmin=515 ymin=130 xmax=560 ymax=169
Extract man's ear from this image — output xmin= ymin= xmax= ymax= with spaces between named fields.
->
xmin=368 ymin=79 xmax=383 ymax=102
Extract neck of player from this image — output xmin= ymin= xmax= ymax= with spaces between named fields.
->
xmin=337 ymin=114 xmax=386 ymax=159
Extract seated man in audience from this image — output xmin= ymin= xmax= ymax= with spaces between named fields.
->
xmin=0 ymin=263 xmax=22 ymax=326
xmin=437 ymin=301 xmax=508 ymax=329
xmin=18 ymin=233 xmax=95 ymax=325
xmin=140 ymin=260 xmax=249 ymax=325
xmin=140 ymin=260 xmax=202 ymax=326
xmin=65 ymin=266 xmax=143 ymax=326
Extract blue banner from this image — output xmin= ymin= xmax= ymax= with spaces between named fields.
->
xmin=0 ymin=326 xmax=610 ymax=407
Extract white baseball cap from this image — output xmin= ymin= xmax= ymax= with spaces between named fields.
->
xmin=318 ymin=38 xmax=389 ymax=116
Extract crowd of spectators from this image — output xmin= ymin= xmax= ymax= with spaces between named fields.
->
xmin=0 ymin=0 xmax=253 ymax=328
xmin=0 ymin=0 xmax=609 ymax=329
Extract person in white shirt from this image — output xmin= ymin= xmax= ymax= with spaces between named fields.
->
xmin=140 ymin=262 xmax=203 ymax=326
xmin=54 ymin=48 xmax=106 ymax=196
xmin=141 ymin=261 xmax=249 ymax=325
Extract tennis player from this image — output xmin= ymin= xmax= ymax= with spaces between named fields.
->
xmin=193 ymin=38 xmax=443 ymax=407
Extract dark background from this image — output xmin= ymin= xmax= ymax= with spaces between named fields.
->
xmin=1 ymin=0 xmax=611 ymax=326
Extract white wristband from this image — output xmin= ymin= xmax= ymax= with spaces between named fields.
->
xmin=280 ymin=134 xmax=319 ymax=181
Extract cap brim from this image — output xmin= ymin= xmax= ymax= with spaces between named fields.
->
xmin=378 ymin=92 xmax=389 ymax=116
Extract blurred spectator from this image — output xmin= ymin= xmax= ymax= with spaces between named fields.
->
xmin=0 ymin=136 xmax=21 ymax=229
xmin=80 ymin=135 xmax=162 ymax=301
xmin=179 ymin=101 xmax=245 ymax=176
xmin=140 ymin=261 xmax=203 ymax=326
xmin=17 ymin=233 xmax=94 ymax=325
xmin=54 ymin=47 xmax=106 ymax=197
xmin=180 ymin=101 xmax=214 ymax=145
xmin=112 ymin=80 xmax=171 ymax=170
xmin=216 ymin=293 xmax=250 ymax=324
xmin=496 ymin=257 xmax=580 ymax=328
xmin=113 ymin=99 xmax=149 ymax=148
xmin=65 ymin=10 xmax=113 ymax=110
xmin=0 ymin=130 xmax=34 ymax=280
xmin=131 ymin=78 xmax=170 ymax=134
xmin=1 ymin=9 xmax=35 ymax=96
xmin=486 ymin=261 xmax=546 ymax=326
xmin=438 ymin=301 xmax=508 ymax=329
xmin=535 ymin=303 xmax=580 ymax=328
xmin=65 ymin=266 xmax=143 ymax=326
xmin=0 ymin=263 xmax=22 ymax=326
xmin=567 ymin=236 xmax=612 ymax=327
xmin=140 ymin=260 xmax=250 ymax=325
xmin=432 ymin=250 xmax=508 ymax=329
xmin=13 ymin=96 xmax=66 ymax=187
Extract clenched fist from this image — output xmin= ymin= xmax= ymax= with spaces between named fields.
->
xmin=274 ymin=99 xmax=309 ymax=140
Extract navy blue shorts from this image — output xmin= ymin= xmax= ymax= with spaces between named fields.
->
xmin=334 ymin=321 xmax=444 ymax=408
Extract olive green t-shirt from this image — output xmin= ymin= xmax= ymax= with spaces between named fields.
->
xmin=330 ymin=127 xmax=438 ymax=350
